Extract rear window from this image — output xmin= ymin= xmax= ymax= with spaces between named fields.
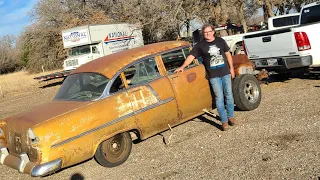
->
xmin=300 ymin=4 xmax=320 ymax=24
xmin=272 ymin=15 xmax=299 ymax=27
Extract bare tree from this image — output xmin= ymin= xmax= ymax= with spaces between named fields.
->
xmin=0 ymin=35 xmax=20 ymax=74
xmin=17 ymin=0 xmax=109 ymax=72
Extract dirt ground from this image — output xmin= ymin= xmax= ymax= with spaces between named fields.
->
xmin=0 ymin=76 xmax=320 ymax=180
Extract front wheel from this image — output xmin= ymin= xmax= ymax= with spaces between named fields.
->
xmin=94 ymin=132 xmax=132 ymax=167
xmin=233 ymin=74 xmax=261 ymax=111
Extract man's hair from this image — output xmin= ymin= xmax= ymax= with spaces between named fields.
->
xmin=201 ymin=23 xmax=215 ymax=32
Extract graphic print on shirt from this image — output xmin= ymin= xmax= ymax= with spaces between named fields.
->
xmin=208 ymin=45 xmax=225 ymax=69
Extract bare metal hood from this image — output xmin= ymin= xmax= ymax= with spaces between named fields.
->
xmin=4 ymin=100 xmax=90 ymax=129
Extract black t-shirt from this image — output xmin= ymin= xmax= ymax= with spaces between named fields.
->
xmin=190 ymin=37 xmax=230 ymax=78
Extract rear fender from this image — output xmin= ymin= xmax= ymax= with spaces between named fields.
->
xmin=232 ymin=55 xmax=255 ymax=75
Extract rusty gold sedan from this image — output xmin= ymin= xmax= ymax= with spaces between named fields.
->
xmin=0 ymin=41 xmax=261 ymax=176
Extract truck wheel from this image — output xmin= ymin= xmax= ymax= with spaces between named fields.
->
xmin=234 ymin=45 xmax=244 ymax=55
xmin=233 ymin=74 xmax=261 ymax=111
xmin=94 ymin=132 xmax=132 ymax=167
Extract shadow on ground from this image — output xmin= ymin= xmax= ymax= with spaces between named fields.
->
xmin=260 ymin=69 xmax=320 ymax=84
xmin=194 ymin=113 xmax=222 ymax=131
xmin=70 ymin=173 xmax=85 ymax=180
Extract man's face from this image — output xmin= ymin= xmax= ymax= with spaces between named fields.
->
xmin=202 ymin=27 xmax=215 ymax=40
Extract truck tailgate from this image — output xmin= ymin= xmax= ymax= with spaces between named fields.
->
xmin=244 ymin=28 xmax=298 ymax=59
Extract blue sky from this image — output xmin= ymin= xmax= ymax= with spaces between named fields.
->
xmin=0 ymin=0 xmax=38 ymax=38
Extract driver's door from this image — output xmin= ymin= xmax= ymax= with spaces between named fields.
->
xmin=161 ymin=48 xmax=212 ymax=122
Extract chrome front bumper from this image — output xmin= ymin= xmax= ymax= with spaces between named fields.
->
xmin=0 ymin=147 xmax=62 ymax=177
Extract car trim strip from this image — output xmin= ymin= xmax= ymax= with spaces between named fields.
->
xmin=51 ymin=97 xmax=174 ymax=148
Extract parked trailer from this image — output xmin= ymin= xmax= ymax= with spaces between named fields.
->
xmin=33 ymin=70 xmax=72 ymax=81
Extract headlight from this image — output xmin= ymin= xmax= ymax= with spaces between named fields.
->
xmin=27 ymin=128 xmax=39 ymax=144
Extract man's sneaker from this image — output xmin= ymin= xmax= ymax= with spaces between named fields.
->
xmin=221 ymin=122 xmax=229 ymax=131
xmin=228 ymin=118 xmax=237 ymax=126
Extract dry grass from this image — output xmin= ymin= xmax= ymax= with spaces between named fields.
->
xmin=0 ymin=69 xmax=63 ymax=97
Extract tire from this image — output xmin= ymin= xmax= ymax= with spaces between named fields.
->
xmin=234 ymin=45 xmax=244 ymax=55
xmin=233 ymin=74 xmax=261 ymax=111
xmin=94 ymin=132 xmax=132 ymax=167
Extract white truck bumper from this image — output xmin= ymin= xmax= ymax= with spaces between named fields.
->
xmin=252 ymin=55 xmax=312 ymax=71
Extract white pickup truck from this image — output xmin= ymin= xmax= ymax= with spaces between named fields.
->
xmin=243 ymin=2 xmax=320 ymax=75
xmin=223 ymin=13 xmax=300 ymax=55
xmin=192 ymin=13 xmax=300 ymax=55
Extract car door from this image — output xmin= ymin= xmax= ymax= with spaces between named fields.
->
xmin=121 ymin=57 xmax=179 ymax=139
xmin=161 ymin=48 xmax=212 ymax=122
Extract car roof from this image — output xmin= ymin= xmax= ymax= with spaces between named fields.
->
xmin=71 ymin=41 xmax=190 ymax=79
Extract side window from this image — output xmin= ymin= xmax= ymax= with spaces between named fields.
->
xmin=110 ymin=75 xmax=124 ymax=94
xmin=162 ymin=48 xmax=196 ymax=74
xmin=127 ymin=58 xmax=161 ymax=86
xmin=109 ymin=57 xmax=161 ymax=94
xmin=183 ymin=48 xmax=190 ymax=57
xmin=273 ymin=16 xmax=299 ymax=27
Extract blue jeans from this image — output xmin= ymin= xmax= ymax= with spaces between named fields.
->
xmin=209 ymin=74 xmax=234 ymax=123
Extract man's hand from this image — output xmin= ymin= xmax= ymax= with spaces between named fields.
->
xmin=174 ymin=67 xmax=184 ymax=73
xmin=174 ymin=55 xmax=195 ymax=73
xmin=230 ymin=67 xmax=235 ymax=79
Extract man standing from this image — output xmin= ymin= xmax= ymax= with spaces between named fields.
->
xmin=174 ymin=24 xmax=236 ymax=131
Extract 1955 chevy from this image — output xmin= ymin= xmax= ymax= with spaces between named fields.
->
xmin=0 ymin=41 xmax=261 ymax=176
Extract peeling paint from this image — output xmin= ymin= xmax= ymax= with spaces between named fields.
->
xmin=116 ymin=94 xmax=133 ymax=117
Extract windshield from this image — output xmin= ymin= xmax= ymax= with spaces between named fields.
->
xmin=69 ymin=45 xmax=91 ymax=56
xmin=55 ymin=73 xmax=109 ymax=101
xmin=300 ymin=4 xmax=320 ymax=24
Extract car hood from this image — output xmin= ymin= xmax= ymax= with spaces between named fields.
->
xmin=4 ymin=100 xmax=90 ymax=130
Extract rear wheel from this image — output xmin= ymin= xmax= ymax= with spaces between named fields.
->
xmin=233 ymin=74 xmax=261 ymax=111
xmin=94 ymin=132 xmax=132 ymax=167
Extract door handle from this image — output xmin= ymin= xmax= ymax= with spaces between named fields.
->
xmin=262 ymin=36 xmax=271 ymax=42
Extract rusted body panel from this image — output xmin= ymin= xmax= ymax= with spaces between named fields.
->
xmin=166 ymin=65 xmax=212 ymax=122
xmin=131 ymin=77 xmax=178 ymax=139
xmin=0 ymin=41 xmax=257 ymax=176
xmin=72 ymin=41 xmax=190 ymax=78
xmin=34 ymin=92 xmax=137 ymax=167
xmin=232 ymin=54 xmax=255 ymax=75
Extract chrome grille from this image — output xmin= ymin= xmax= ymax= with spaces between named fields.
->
xmin=65 ymin=59 xmax=78 ymax=67
xmin=10 ymin=133 xmax=38 ymax=162
xmin=14 ymin=133 xmax=22 ymax=155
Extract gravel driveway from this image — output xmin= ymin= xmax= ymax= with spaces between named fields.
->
xmin=0 ymin=76 xmax=320 ymax=180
